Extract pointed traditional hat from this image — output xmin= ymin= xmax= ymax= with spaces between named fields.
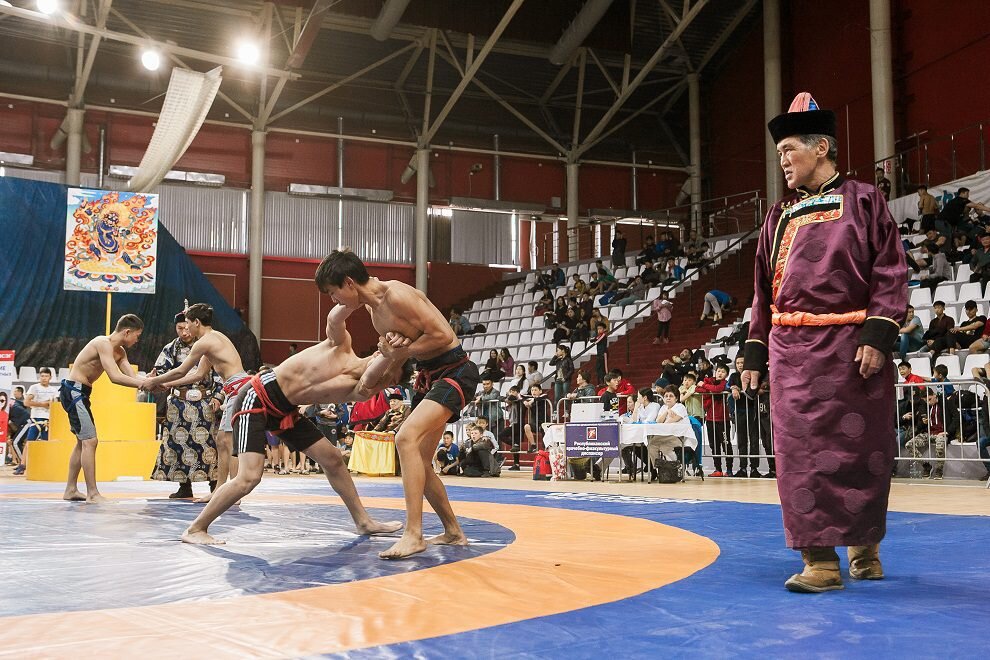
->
xmin=767 ymin=92 xmax=836 ymax=143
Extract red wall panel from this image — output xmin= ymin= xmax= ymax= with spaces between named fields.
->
xmin=500 ymin=156 xmax=564 ymax=206
xmin=581 ymin=164 xmax=632 ymax=211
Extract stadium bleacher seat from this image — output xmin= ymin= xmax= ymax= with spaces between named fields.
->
xmin=909 ymin=288 xmax=932 ymax=307
xmin=908 ymin=357 xmax=932 ymax=379
xmin=934 ymin=355 xmax=962 ymax=379
xmin=17 ymin=367 xmax=38 ymax=383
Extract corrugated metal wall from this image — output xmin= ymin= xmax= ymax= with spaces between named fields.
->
xmin=3 ymin=168 xmax=497 ymax=265
xmin=341 ymin=200 xmax=414 ymax=264
xmin=450 ymin=209 xmax=515 ymax=265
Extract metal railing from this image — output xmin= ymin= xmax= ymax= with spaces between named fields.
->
xmin=536 ymin=190 xmax=765 ymax=267
xmin=848 ymin=119 xmax=988 ymax=200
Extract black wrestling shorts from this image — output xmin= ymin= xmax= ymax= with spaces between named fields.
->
xmin=231 ymin=372 xmax=324 ymax=456
xmin=413 ymin=345 xmax=481 ymax=422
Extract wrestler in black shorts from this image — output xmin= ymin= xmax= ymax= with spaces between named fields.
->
xmin=231 ymin=371 xmax=324 ymax=456
xmin=412 ymin=345 xmax=481 ymax=422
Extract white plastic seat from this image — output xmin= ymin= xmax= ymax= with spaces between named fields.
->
xmin=934 ymin=355 xmax=962 ymax=379
xmin=957 ymin=282 xmax=983 ymax=303
xmin=726 ymin=346 xmax=740 ymax=362
xmin=613 ymin=267 xmax=628 ymax=280
xmin=626 ymin=266 xmax=641 ymax=278
xmin=18 ymin=366 xmax=38 ymax=383
xmin=508 ymin=318 xmax=521 ymax=332
xmin=525 ymin=272 xmax=537 ymax=284
xmin=578 ymin=263 xmax=594 ymax=275
xmin=955 ymin=264 xmax=974 ymax=282
xmin=510 ymin=294 xmax=523 ymax=305
xmin=707 ymin=347 xmax=726 ymax=359
xmin=961 ymin=354 xmax=988 ymax=379
xmin=909 ymin=288 xmax=933 ymax=308
xmin=571 ymin=341 xmax=588 ymax=355
xmin=715 ymin=327 xmax=733 ymax=340
xmin=57 ymin=367 xmax=71 ymax=382
xmin=907 ymin=357 xmax=932 ymax=379
xmin=743 ymin=308 xmax=753 ymax=323
xmin=933 ymin=282 xmax=958 ymax=305
xmin=913 ymin=308 xmax=932 ymax=328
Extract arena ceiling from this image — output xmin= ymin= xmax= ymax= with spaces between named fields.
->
xmin=0 ymin=0 xmax=760 ymax=165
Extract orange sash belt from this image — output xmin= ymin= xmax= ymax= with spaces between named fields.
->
xmin=770 ymin=305 xmax=867 ymax=327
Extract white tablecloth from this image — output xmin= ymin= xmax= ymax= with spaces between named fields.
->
xmin=544 ymin=422 xmax=697 ymax=452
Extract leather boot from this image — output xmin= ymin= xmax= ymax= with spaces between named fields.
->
xmin=169 ymin=481 xmax=193 ymax=499
xmin=784 ymin=547 xmax=844 ymax=593
xmin=847 ymin=544 xmax=884 ymax=580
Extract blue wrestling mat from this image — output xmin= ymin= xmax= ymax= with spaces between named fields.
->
xmin=0 ymin=478 xmax=986 ymax=658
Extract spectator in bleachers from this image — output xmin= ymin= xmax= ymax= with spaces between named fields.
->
xmin=24 ymin=367 xmax=58 ymax=442
xmin=614 ymin=276 xmax=648 ymax=308
xmin=587 ymin=271 xmax=605 ymax=296
xmin=939 ymin=300 xmax=986 ymax=356
xmin=459 ymin=424 xmax=498 ymax=477
xmin=554 ymin=295 xmax=568 ymax=320
xmin=728 ymin=355 xmax=762 ymax=478
xmin=448 ymin=309 xmax=473 ymax=336
xmin=661 ymin=258 xmax=683 ymax=285
xmin=919 ymin=300 xmax=954 ymax=354
xmin=575 ymin=292 xmax=594 ymax=321
xmin=552 ymin=307 xmax=578 ymax=344
xmin=945 ymin=232 xmax=972 ymax=264
xmin=698 ymin=289 xmax=734 ymax=326
xmin=941 ymin=188 xmax=990 ymax=234
xmin=471 ymin=377 xmax=504 ymax=426
xmin=434 ymin=431 xmax=460 ymax=475
xmin=549 ymin=344 xmax=575 ymax=404
xmin=929 ymin=364 xmax=955 ymax=397
xmin=689 ymin=242 xmax=712 ymax=271
xmin=968 ymin=232 xmax=990 ymax=289
xmin=917 ymin=184 xmax=939 ymax=233
xmin=499 ymin=385 xmax=525 ymax=470
xmin=653 ymin=291 xmax=673 ymax=345
xmin=679 ymin=372 xmax=703 ymax=421
xmin=535 ymin=290 xmax=553 ymax=317
xmin=529 ymin=269 xmax=553 ymax=293
xmin=595 ymin=258 xmax=614 ymax=280
xmin=919 ymin=228 xmax=948 ymax=253
xmin=896 ymin=305 xmax=925 ymax=357
xmin=599 ymin=368 xmax=636 ymax=415
xmin=6 ymin=386 xmax=29 ymax=463
xmin=567 ymin=371 xmax=597 ymax=402
xmin=697 ymin=365 xmax=733 ymax=477
xmin=905 ymin=388 xmax=948 ymax=480
xmin=509 ymin=363 xmax=528 ymax=392
xmin=525 ymin=361 xmax=543 ymax=389
xmin=694 ymin=354 xmax=714 ymax=380
xmin=593 ymin=322 xmax=608 ymax=383
xmin=522 ymin=382 xmax=552 ymax=449
xmin=611 ymin=230 xmax=627 ymax=269
xmin=550 ymin=263 xmax=566 ymax=287
xmin=481 ymin=349 xmax=505 ymax=381
xmin=589 ymin=308 xmax=610 ymax=334
xmin=599 ymin=372 xmax=621 ymax=416
xmin=567 ymin=273 xmax=588 ymax=298
xmin=966 ymin=314 xmax=990 ymax=354
xmin=498 ymin=348 xmax=514 ymax=377
xmin=639 ymin=260 xmax=661 ymax=286
xmin=897 ymin=360 xmax=928 ymax=391
xmin=875 ymin=167 xmax=892 ymax=201
xmin=373 ymin=393 xmax=407 ymax=433
xmin=636 ymin=237 xmax=658 ymax=266
xmin=916 ymin=244 xmax=951 ymax=291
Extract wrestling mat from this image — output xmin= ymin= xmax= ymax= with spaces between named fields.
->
xmin=0 ymin=477 xmax=987 ymax=658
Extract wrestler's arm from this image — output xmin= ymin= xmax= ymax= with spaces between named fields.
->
xmin=378 ymin=287 xmax=455 ymax=360
xmin=145 ymin=339 xmax=210 ymax=389
xmin=351 ymin=349 xmax=404 ymax=401
xmin=97 ymin=340 xmax=145 ymax=388
xmin=324 ymin=304 xmax=355 ymax=344
xmin=162 ymin=357 xmax=215 ymax=388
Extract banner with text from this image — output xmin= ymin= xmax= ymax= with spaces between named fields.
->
xmin=0 ymin=350 xmax=14 ymax=465
xmin=564 ymin=421 xmax=620 ymax=459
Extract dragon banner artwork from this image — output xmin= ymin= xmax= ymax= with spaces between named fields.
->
xmin=64 ymin=188 xmax=159 ymax=294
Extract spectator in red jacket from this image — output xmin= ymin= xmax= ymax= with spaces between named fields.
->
xmin=696 ymin=365 xmax=734 ymax=476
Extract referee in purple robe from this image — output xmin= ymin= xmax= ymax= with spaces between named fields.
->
xmin=741 ymin=93 xmax=908 ymax=593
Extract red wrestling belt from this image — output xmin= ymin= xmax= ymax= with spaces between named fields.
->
xmin=230 ymin=374 xmax=299 ymax=433
xmin=222 ymin=375 xmax=251 ymax=398
xmin=770 ymin=305 xmax=867 ymax=327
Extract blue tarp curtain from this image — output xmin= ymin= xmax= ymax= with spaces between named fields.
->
xmin=0 ymin=178 xmax=261 ymax=371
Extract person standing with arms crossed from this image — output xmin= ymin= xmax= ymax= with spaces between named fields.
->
xmin=315 ymin=250 xmax=480 ymax=559
xmin=741 ymin=93 xmax=907 ymax=593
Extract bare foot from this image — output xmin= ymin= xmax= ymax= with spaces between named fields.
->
xmin=86 ymin=493 xmax=110 ymax=504
xmin=194 ymin=493 xmax=241 ymax=506
xmin=63 ymin=489 xmax=86 ymax=502
xmin=356 ymin=519 xmax=403 ymax=536
xmin=379 ymin=534 xmax=428 ymax=560
xmin=181 ymin=528 xmax=225 ymax=545
xmin=427 ymin=531 xmax=469 ymax=546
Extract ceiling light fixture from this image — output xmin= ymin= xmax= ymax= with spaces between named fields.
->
xmin=235 ymin=40 xmax=260 ymax=66
xmin=36 ymin=0 xmax=59 ymax=15
xmin=140 ymin=49 xmax=161 ymax=71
